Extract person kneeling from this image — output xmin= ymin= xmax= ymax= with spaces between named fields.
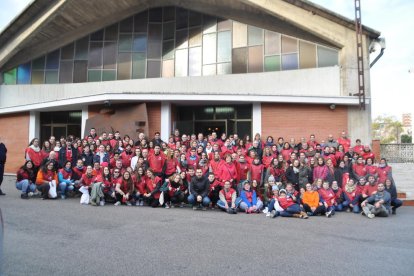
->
xmin=217 ymin=180 xmax=240 ymax=214
xmin=239 ymin=181 xmax=263 ymax=214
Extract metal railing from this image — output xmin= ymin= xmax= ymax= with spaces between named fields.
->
xmin=380 ymin=144 xmax=414 ymax=163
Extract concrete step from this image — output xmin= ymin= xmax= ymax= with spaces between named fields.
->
xmin=402 ymin=199 xmax=414 ymax=206
xmin=397 ymin=192 xmax=406 ymax=199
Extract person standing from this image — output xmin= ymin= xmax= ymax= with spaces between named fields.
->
xmin=0 ymin=137 xmax=7 ymax=195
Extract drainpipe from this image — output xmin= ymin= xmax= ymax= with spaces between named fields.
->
xmin=369 ymin=38 xmax=386 ymax=68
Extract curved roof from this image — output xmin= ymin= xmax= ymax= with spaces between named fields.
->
xmin=0 ymin=0 xmax=380 ymax=71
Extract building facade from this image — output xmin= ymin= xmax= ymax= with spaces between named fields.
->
xmin=0 ymin=0 xmax=381 ymax=172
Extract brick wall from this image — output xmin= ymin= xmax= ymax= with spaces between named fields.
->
xmin=0 ymin=112 xmax=30 ymax=173
xmin=261 ymin=103 xmax=348 ymax=142
xmin=147 ymin=102 xmax=161 ymax=137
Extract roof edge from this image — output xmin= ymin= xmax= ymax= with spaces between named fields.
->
xmin=282 ymin=0 xmax=381 ymax=38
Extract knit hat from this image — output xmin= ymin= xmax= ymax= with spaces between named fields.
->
xmin=268 ymin=175 xmax=275 ymax=183
xmin=279 ymin=189 xmax=287 ymax=195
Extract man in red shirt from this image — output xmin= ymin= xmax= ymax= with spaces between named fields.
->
xmin=148 ymin=145 xmax=166 ymax=178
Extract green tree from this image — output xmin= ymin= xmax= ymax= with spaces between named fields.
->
xmin=401 ymin=134 xmax=412 ymax=143
xmin=372 ymin=115 xmax=403 ymax=144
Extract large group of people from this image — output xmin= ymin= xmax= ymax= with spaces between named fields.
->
xmin=15 ymin=128 xmax=403 ymax=219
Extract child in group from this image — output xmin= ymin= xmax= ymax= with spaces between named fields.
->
xmin=277 ymin=189 xmax=308 ymax=219
xmin=240 ymin=181 xmax=263 ymax=213
xmin=265 ymin=185 xmax=284 ymax=218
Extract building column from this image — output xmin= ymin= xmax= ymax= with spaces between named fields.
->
xmin=252 ymin=102 xmax=262 ymax=136
xmin=29 ymin=111 xmax=40 ymax=142
xmin=161 ymin=102 xmax=171 ymax=142
xmin=81 ymin=105 xmax=89 ymax=137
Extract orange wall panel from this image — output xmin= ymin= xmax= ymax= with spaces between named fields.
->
xmin=0 ymin=112 xmax=30 ymax=173
xmin=261 ymin=103 xmax=348 ymax=142
xmin=147 ymin=102 xmax=161 ymax=137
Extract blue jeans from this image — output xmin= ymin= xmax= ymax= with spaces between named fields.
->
xmin=188 ymin=194 xmax=211 ymax=207
xmin=59 ymin=182 xmax=74 ymax=196
xmin=334 ymin=204 xmax=344 ymax=212
xmin=391 ymin=198 xmax=403 ymax=210
xmin=267 ymin=199 xmax=276 ymax=212
xmin=280 ymin=204 xmax=301 ymax=217
xmin=16 ymin=179 xmax=36 ymax=194
xmin=217 ymin=198 xmax=242 ymax=210
xmin=342 ymin=200 xmax=360 ymax=213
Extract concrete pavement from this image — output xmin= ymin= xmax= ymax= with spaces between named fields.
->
xmin=0 ymin=175 xmax=414 ymax=276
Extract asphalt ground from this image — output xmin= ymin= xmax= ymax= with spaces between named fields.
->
xmin=0 ymin=176 xmax=413 ymax=276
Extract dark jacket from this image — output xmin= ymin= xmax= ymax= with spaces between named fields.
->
xmin=58 ymin=146 xmax=78 ymax=167
xmin=0 ymin=143 xmax=7 ymax=164
xmin=189 ymin=176 xmax=209 ymax=198
xmin=81 ymin=152 xmax=95 ymax=167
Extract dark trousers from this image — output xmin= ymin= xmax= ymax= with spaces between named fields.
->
xmin=391 ymin=198 xmax=403 ymax=210
xmin=303 ymin=203 xmax=326 ymax=215
xmin=0 ymin=163 xmax=4 ymax=187
xmin=164 ymin=192 xmax=185 ymax=204
xmin=38 ymin=183 xmax=50 ymax=199
xmin=144 ymin=196 xmax=160 ymax=207
xmin=115 ymin=192 xmax=132 ymax=203
xmin=210 ymin=188 xmax=221 ymax=205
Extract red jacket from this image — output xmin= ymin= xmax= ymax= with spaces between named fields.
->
xmin=363 ymin=184 xmax=378 ymax=197
xmin=361 ymin=151 xmax=375 ymax=161
xmin=80 ymin=173 xmax=94 ymax=187
xmin=377 ymin=166 xmax=391 ymax=184
xmin=220 ymin=188 xmax=236 ymax=202
xmin=148 ymin=153 xmax=166 ymax=173
xmin=278 ymin=196 xmax=296 ymax=209
xmin=337 ymin=137 xmax=351 ymax=152
xmin=238 ymin=162 xmax=250 ymax=181
xmin=250 ymin=163 xmax=264 ymax=184
xmin=218 ymin=162 xmax=238 ymax=182
xmin=132 ymin=175 xmax=146 ymax=194
xmin=262 ymin=155 xmax=273 ymax=168
xmin=27 ymin=147 xmax=44 ymax=167
xmin=145 ymin=176 xmax=162 ymax=199
xmin=121 ymin=151 xmax=134 ymax=168
xmin=313 ymin=165 xmax=328 ymax=181
xmin=352 ymin=163 xmax=367 ymax=178
xmin=95 ymin=174 xmax=112 ymax=193
xmin=365 ymin=165 xmax=378 ymax=176
xmin=165 ymin=158 xmax=179 ymax=175
xmin=210 ymin=159 xmax=224 ymax=178
xmin=281 ymin=149 xmax=293 ymax=161
xmin=318 ymin=188 xmax=336 ymax=206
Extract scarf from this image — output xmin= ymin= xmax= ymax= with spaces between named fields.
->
xmin=30 ymin=145 xmax=41 ymax=152
xmin=345 ymin=183 xmax=356 ymax=193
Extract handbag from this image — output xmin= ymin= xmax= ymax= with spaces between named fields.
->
xmin=48 ymin=180 xmax=57 ymax=199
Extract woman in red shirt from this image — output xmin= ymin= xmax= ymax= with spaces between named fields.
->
xmin=16 ymin=160 xmax=37 ymax=199
xmin=144 ymin=169 xmax=162 ymax=207
xmin=132 ymin=166 xmax=146 ymax=206
xmin=114 ymin=171 xmax=135 ymax=206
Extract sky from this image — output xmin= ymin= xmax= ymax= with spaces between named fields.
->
xmin=0 ymin=0 xmax=413 ymax=120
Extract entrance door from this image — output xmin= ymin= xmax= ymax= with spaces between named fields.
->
xmin=194 ymin=121 xmax=226 ymax=136
xmin=52 ymin=126 xmax=67 ymax=139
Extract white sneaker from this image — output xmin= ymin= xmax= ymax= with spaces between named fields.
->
xmin=100 ymin=200 xmax=105 ymax=206
xmin=139 ymin=200 xmax=144 ymax=206
xmin=262 ymin=207 xmax=268 ymax=214
xmin=114 ymin=201 xmax=121 ymax=206
xmin=266 ymin=212 xmax=271 ymax=217
xmin=126 ymin=202 xmax=132 ymax=206
xmin=326 ymin=210 xmax=332 ymax=218
xmin=367 ymin=213 xmax=375 ymax=219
